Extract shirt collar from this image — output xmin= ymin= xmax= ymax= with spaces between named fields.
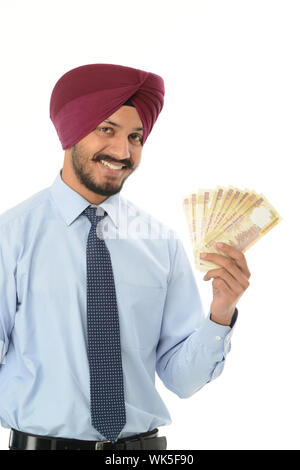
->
xmin=50 ymin=169 xmax=121 ymax=228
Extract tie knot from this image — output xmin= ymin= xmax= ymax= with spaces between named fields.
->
xmin=83 ymin=206 xmax=107 ymax=226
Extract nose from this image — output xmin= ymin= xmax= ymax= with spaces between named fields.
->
xmin=107 ymin=134 xmax=131 ymax=162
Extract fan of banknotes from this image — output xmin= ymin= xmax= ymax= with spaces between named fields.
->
xmin=182 ymin=186 xmax=282 ymax=272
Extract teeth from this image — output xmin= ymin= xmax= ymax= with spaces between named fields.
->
xmin=100 ymin=160 xmax=124 ymax=170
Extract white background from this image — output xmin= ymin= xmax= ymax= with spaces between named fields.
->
xmin=0 ymin=0 xmax=299 ymax=451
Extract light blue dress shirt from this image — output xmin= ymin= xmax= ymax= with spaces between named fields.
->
xmin=0 ymin=169 xmax=236 ymax=441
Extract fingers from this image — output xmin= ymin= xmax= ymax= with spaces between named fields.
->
xmin=211 ymin=277 xmax=236 ymax=300
xmin=204 ymin=267 xmax=249 ymax=294
xmin=201 ymin=242 xmax=251 ymax=280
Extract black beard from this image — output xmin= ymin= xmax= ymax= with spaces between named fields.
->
xmin=71 ymin=146 xmax=131 ymax=197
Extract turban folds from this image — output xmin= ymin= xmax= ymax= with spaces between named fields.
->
xmin=49 ymin=63 xmax=165 ymax=149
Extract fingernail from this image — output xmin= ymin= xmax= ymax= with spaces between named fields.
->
xmin=200 ymin=253 xmax=207 ymax=258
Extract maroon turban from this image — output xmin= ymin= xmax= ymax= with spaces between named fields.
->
xmin=49 ymin=63 xmax=165 ymax=149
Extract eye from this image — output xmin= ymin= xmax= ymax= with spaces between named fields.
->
xmin=131 ymin=134 xmax=143 ymax=144
xmin=98 ymin=127 xmax=111 ymax=133
xmin=96 ymin=127 xmax=143 ymax=144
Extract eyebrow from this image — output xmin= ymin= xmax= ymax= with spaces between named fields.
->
xmin=103 ymin=120 xmax=144 ymax=132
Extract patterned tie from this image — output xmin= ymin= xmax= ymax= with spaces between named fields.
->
xmin=83 ymin=205 xmax=126 ymax=443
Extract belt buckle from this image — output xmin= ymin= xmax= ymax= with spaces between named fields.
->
xmin=95 ymin=440 xmax=111 ymax=450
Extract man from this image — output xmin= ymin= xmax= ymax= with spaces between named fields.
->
xmin=0 ymin=64 xmax=251 ymax=451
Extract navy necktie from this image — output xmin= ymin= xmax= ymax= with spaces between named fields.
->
xmin=83 ymin=205 xmax=126 ymax=443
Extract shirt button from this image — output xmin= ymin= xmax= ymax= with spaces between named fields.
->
xmin=215 ymin=336 xmax=222 ymax=341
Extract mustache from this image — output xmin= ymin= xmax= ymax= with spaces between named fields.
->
xmin=93 ymin=154 xmax=131 ymax=168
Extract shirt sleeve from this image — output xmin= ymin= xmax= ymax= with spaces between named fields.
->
xmin=0 ymin=227 xmax=18 ymax=365
xmin=155 ymin=234 xmax=237 ymax=398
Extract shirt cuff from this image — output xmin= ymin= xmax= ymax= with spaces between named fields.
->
xmin=190 ymin=314 xmax=234 ymax=359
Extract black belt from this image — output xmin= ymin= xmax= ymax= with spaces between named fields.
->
xmin=9 ymin=427 xmax=167 ymax=450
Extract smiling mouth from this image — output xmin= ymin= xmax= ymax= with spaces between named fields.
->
xmin=100 ymin=159 xmax=127 ymax=169
xmin=96 ymin=160 xmax=128 ymax=175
